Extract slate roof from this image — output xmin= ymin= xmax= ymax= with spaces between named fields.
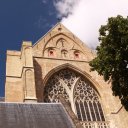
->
xmin=0 ymin=103 xmax=75 ymax=128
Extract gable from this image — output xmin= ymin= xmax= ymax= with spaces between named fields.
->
xmin=32 ymin=23 xmax=96 ymax=61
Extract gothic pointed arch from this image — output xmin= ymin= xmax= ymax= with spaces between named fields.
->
xmin=43 ymin=64 xmax=105 ymax=122
xmin=43 ymin=63 xmax=101 ymax=94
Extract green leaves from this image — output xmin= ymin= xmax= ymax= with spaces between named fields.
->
xmin=89 ymin=15 xmax=128 ymax=111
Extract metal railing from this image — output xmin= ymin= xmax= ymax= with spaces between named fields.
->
xmin=81 ymin=121 xmax=110 ymax=128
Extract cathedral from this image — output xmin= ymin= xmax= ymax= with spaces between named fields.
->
xmin=2 ymin=23 xmax=128 ymax=128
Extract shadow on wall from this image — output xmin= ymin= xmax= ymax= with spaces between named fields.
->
xmin=33 ymin=59 xmax=44 ymax=102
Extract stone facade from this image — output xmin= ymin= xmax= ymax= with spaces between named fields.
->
xmin=5 ymin=23 xmax=128 ymax=128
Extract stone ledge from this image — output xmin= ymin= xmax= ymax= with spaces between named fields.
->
xmin=7 ymin=50 xmax=21 ymax=56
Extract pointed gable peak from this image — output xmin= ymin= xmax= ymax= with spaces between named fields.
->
xmin=32 ymin=22 xmax=94 ymax=60
xmin=32 ymin=22 xmax=67 ymax=44
xmin=33 ymin=22 xmax=87 ymax=48
xmin=51 ymin=22 xmax=71 ymax=33
xmin=33 ymin=22 xmax=71 ymax=46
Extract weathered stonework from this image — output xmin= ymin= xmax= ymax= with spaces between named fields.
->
xmin=5 ymin=23 xmax=128 ymax=128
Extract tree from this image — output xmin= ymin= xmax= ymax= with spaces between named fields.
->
xmin=89 ymin=15 xmax=128 ymax=111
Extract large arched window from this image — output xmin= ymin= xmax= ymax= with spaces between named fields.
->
xmin=44 ymin=68 xmax=105 ymax=122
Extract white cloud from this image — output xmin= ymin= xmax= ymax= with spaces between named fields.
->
xmin=53 ymin=0 xmax=79 ymax=18
xmin=54 ymin=0 xmax=128 ymax=49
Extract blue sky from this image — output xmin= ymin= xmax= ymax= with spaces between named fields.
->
xmin=0 ymin=0 xmax=58 ymax=96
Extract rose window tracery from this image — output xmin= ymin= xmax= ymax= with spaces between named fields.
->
xmin=44 ymin=68 xmax=105 ymax=122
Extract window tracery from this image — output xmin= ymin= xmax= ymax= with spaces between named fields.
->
xmin=74 ymin=77 xmax=105 ymax=121
xmin=44 ymin=69 xmax=78 ymax=102
xmin=44 ymin=68 xmax=105 ymax=122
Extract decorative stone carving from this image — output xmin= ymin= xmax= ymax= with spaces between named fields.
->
xmin=56 ymin=38 xmax=66 ymax=48
xmin=43 ymin=37 xmax=87 ymax=60
xmin=61 ymin=49 xmax=68 ymax=58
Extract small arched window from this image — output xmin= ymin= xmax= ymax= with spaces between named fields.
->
xmin=74 ymin=51 xmax=80 ymax=59
xmin=49 ymin=50 xmax=54 ymax=56
xmin=48 ymin=48 xmax=55 ymax=57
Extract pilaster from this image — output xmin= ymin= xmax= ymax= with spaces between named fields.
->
xmin=21 ymin=41 xmax=37 ymax=102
